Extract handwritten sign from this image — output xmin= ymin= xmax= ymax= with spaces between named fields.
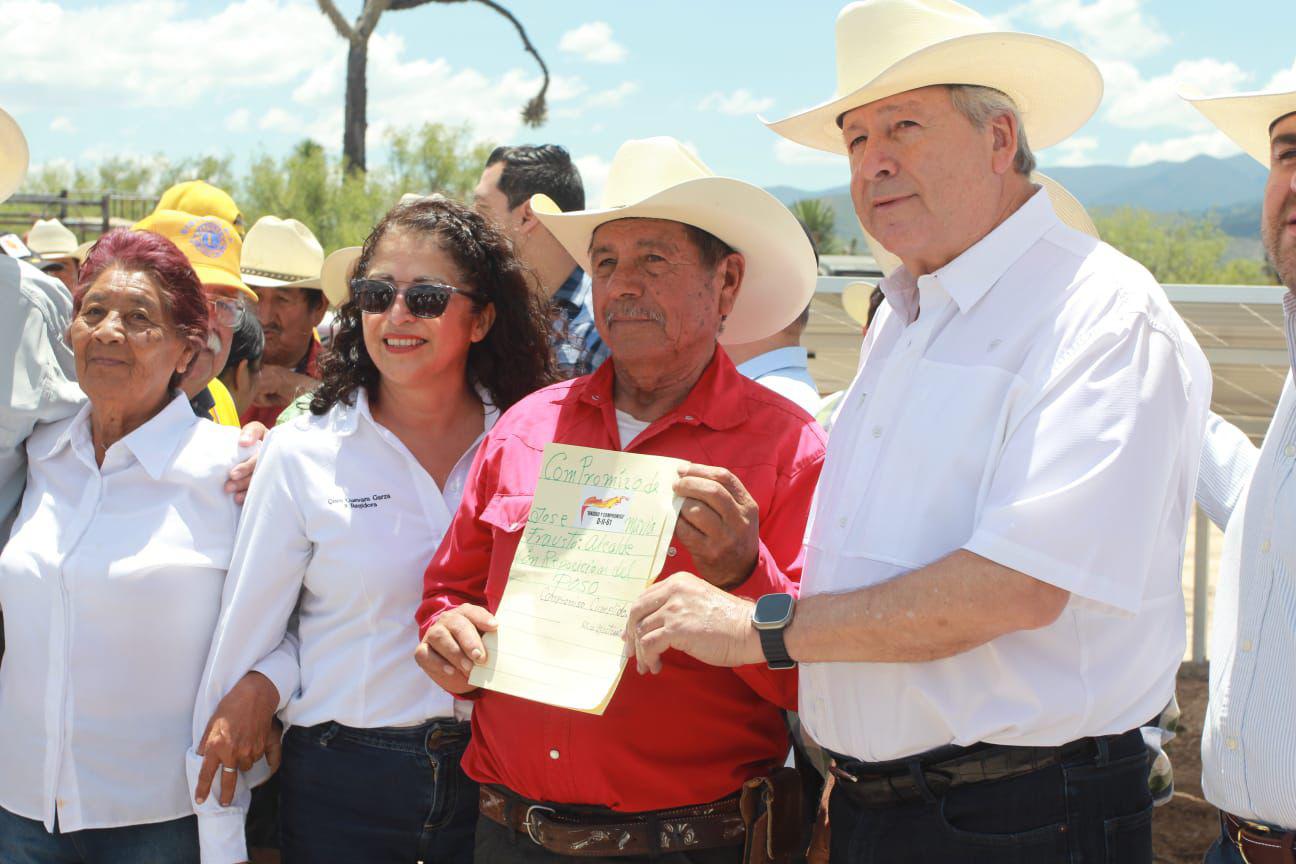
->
xmin=468 ymin=443 xmax=686 ymax=713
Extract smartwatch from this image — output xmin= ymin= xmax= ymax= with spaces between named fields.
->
xmin=752 ymin=593 xmax=796 ymax=670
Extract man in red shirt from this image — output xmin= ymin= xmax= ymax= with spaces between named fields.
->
xmin=415 ymin=136 xmax=823 ymax=863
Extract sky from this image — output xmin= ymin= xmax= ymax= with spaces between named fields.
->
xmin=2 ymin=0 xmax=1293 ymax=201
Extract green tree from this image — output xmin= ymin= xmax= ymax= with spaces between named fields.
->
xmin=387 ymin=123 xmax=493 ymax=200
xmin=790 ymin=197 xmax=846 ymax=256
xmin=1095 ymin=207 xmax=1277 ymax=285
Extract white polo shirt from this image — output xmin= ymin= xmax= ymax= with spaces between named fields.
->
xmin=0 ymin=393 xmax=242 ymax=832
xmin=189 ymin=388 xmax=496 ymax=864
xmin=798 ymin=188 xmax=1211 ymax=762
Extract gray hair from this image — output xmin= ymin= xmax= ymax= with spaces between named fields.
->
xmin=947 ymin=85 xmax=1037 ymax=176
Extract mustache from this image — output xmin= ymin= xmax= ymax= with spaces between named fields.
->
xmin=603 ymin=303 xmax=665 ymax=327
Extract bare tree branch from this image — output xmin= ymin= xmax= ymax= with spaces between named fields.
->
xmin=316 ymin=0 xmax=355 ymax=40
xmin=394 ymin=0 xmax=549 ymax=125
xmin=356 ymin=0 xmax=393 ymax=38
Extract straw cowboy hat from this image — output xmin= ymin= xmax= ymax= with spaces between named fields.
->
xmin=839 ymin=172 xmax=1099 ymax=326
xmin=240 ymin=216 xmax=324 ymax=290
xmin=528 ymin=136 xmax=818 ymax=344
xmin=1 ymin=106 xmax=29 ymax=204
xmin=1182 ymin=87 xmax=1296 ymax=167
xmin=764 ymin=0 xmax=1103 ymax=154
xmin=26 ymin=219 xmax=79 ymax=259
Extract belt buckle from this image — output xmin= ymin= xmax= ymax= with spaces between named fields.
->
xmin=524 ymin=804 xmax=556 ymax=845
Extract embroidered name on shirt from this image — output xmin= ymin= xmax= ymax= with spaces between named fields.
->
xmin=328 ymin=493 xmax=392 ymax=510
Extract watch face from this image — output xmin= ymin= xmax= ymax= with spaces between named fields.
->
xmin=755 ymin=593 xmax=795 ymax=626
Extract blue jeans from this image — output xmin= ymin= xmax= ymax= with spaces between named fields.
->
xmin=828 ymin=729 xmax=1154 ymax=863
xmin=0 ymin=807 xmax=198 ymax=864
xmin=279 ymin=718 xmax=477 ymax=864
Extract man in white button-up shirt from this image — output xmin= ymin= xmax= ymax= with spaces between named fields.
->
xmin=626 ymin=2 xmax=1211 ymax=861
xmin=1182 ymin=86 xmax=1296 ymax=864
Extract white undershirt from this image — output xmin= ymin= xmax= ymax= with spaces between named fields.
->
xmin=615 ymin=409 xmax=652 ymax=449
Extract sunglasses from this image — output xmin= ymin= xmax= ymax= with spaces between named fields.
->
xmin=350 ymin=278 xmax=487 ymax=319
xmin=207 ymin=296 xmax=246 ymax=328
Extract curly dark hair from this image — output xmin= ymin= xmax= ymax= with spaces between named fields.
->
xmin=311 ymin=197 xmax=558 ymax=416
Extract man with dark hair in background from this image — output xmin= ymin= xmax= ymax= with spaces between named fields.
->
xmin=473 ymin=144 xmax=608 ymax=377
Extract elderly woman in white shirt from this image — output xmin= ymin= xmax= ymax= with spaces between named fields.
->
xmin=0 ymin=229 xmax=245 ymax=864
xmin=190 ymin=197 xmax=557 ymax=864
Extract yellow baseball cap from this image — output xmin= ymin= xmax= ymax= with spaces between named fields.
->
xmin=156 ymin=180 xmax=245 ymax=235
xmin=134 ymin=209 xmax=257 ymax=303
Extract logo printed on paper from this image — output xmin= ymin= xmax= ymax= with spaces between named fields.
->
xmin=578 ymin=490 xmax=630 ymax=532
xmin=183 ymin=220 xmax=231 ymax=258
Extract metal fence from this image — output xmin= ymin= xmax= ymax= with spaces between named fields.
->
xmin=0 ymin=191 xmax=157 ymax=240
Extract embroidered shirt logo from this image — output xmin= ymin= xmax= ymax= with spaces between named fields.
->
xmin=327 ymin=492 xmax=392 ymax=510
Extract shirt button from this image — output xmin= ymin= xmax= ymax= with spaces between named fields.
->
xmin=1287 ymin=445 xmax=1296 ymax=458
xmin=549 ymin=749 xmax=560 ymax=760
xmin=1242 ymin=639 xmax=1254 ymax=652
xmin=667 ymin=546 xmax=677 ymax=557
xmin=591 ymin=394 xmax=600 ymax=401
xmin=1261 ymin=539 xmax=1272 ymax=554
xmin=871 ymin=426 xmax=883 ymax=438
xmin=684 ymin=415 xmax=695 ymax=422
xmin=1227 ymin=738 xmax=1239 ymax=751
xmin=837 ymin=517 xmax=847 ymax=528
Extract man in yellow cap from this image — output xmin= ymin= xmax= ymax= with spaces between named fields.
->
xmin=134 ymin=210 xmax=257 ymax=427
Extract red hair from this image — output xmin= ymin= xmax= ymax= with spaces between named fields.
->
xmin=76 ymin=229 xmax=210 ymax=352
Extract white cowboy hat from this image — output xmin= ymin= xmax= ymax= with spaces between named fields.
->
xmin=1 ymin=106 xmax=29 ymax=204
xmin=1182 ymin=87 xmax=1296 ymax=167
xmin=27 ymin=219 xmax=79 ymax=259
xmin=529 ymin=136 xmax=817 ymax=344
xmin=862 ymin=171 xmax=1098 ymax=279
xmin=764 ymin=0 xmax=1103 ymax=155
xmin=240 ymin=216 xmax=325 ymax=289
xmin=320 ymin=246 xmax=362 ymax=307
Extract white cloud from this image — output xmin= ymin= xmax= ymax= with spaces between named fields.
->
xmin=558 ymin=21 xmax=626 ymax=64
xmin=1100 ymin=57 xmax=1250 ymax=130
xmin=258 ymin=107 xmax=300 ymax=133
xmin=574 ymin=154 xmax=610 ymax=205
xmin=225 ymin=108 xmax=251 ymax=133
xmin=0 ymin=0 xmax=338 ymax=111
xmin=1127 ymin=130 xmax=1240 ymax=166
xmin=1008 ymin=0 xmax=1169 ymax=60
xmin=1043 ymin=135 xmax=1099 ymax=167
xmin=773 ymin=139 xmax=843 ymax=167
xmin=49 ymin=116 xmax=75 ymax=134
xmin=1267 ymin=60 xmax=1296 ymax=92
xmin=697 ymin=89 xmax=775 ymax=116
xmin=584 ymin=82 xmax=638 ymax=109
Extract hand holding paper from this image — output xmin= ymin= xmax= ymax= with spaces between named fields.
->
xmin=466 ymin=443 xmax=687 ymax=714
xmin=672 ymin=464 xmax=761 ymax=589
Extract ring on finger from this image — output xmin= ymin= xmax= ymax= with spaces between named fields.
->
xmin=221 ymin=766 xmax=237 ymax=774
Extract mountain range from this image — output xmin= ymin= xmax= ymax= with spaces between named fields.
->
xmin=768 ymin=153 xmax=1268 ymax=254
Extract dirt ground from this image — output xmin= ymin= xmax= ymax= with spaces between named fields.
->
xmin=1154 ymin=663 xmax=1217 ymax=864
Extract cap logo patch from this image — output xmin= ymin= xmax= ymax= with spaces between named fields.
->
xmin=183 ymin=219 xmax=230 ymax=259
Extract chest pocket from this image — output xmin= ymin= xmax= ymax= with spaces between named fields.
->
xmin=480 ymin=493 xmax=534 ymax=536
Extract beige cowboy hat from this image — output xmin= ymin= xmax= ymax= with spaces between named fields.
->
xmin=1 ymin=106 xmax=29 ymax=204
xmin=27 ymin=219 xmax=79 ymax=259
xmin=841 ymin=172 xmax=1099 ymax=325
xmin=1182 ymin=87 xmax=1296 ymax=167
xmin=765 ymin=0 xmax=1103 ymax=155
xmin=529 ymin=136 xmax=818 ymax=344
xmin=241 ymin=216 xmax=325 ymax=289
xmin=320 ymin=246 xmax=362 ymax=307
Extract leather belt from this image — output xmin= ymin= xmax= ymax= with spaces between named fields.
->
xmin=1223 ymin=812 xmax=1296 ymax=864
xmin=829 ymin=728 xmax=1146 ymax=808
xmin=479 ymin=785 xmax=746 ymax=858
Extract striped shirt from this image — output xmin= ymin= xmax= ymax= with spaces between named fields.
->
xmin=1201 ymin=291 xmax=1296 ymax=829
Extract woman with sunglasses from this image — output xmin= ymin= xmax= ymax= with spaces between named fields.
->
xmin=188 ymin=197 xmax=557 ymax=864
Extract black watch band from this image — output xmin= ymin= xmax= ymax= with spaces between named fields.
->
xmin=753 ymin=593 xmax=796 ymax=670
xmin=758 ymin=627 xmax=795 ymax=670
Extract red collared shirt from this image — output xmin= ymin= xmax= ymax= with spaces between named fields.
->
xmin=417 ymin=350 xmax=824 ymax=812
